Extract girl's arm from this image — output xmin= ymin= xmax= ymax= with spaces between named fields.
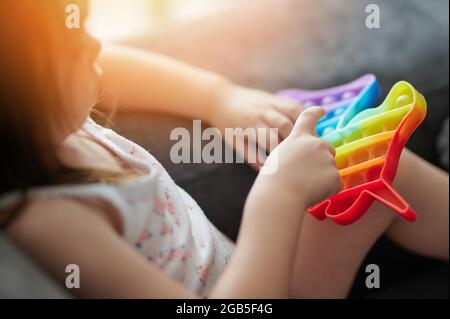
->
xmin=6 ymin=193 xmax=304 ymax=299
xmin=97 ymin=45 xmax=304 ymax=170
xmin=7 ymin=108 xmax=340 ymax=299
xmin=97 ymin=45 xmax=229 ymax=121
xmin=7 ymin=198 xmax=198 ymax=299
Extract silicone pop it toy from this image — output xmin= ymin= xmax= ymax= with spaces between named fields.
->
xmin=279 ymin=78 xmax=427 ymax=225
xmin=278 ymin=74 xmax=380 ymax=137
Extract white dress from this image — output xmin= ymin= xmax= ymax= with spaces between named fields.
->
xmin=0 ymin=117 xmax=235 ymax=297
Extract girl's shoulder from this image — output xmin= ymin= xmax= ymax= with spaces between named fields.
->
xmin=82 ymin=117 xmax=159 ymax=174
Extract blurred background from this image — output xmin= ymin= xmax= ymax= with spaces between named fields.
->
xmin=87 ymin=0 xmax=239 ymax=41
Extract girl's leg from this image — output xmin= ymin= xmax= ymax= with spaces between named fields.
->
xmin=290 ymin=149 xmax=449 ymax=298
xmin=386 ymin=150 xmax=449 ymax=261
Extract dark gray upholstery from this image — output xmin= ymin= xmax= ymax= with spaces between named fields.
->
xmin=1 ymin=0 xmax=448 ymax=298
xmin=0 ymin=234 xmax=69 ymax=299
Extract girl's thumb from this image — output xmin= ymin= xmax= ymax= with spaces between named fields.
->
xmin=292 ymin=107 xmax=325 ymax=137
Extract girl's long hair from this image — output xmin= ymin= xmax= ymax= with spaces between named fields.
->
xmin=0 ymin=0 xmax=111 ymax=227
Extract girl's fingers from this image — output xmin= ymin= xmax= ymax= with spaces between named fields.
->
xmin=258 ymin=122 xmax=280 ymax=154
xmin=229 ymin=128 xmax=264 ymax=171
xmin=262 ymin=110 xmax=294 ymax=140
xmin=292 ymin=107 xmax=325 ymax=137
xmin=239 ymin=135 xmax=263 ymax=171
xmin=291 ymin=107 xmax=335 ymax=156
xmin=246 ymin=139 xmax=264 ymax=171
xmin=267 ymin=126 xmax=280 ymax=153
xmin=326 ymin=142 xmax=336 ymax=157
xmin=273 ymin=97 xmax=305 ymax=122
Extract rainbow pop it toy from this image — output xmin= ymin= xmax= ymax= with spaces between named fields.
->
xmin=278 ymin=74 xmax=380 ymax=137
xmin=279 ymin=77 xmax=427 ymax=225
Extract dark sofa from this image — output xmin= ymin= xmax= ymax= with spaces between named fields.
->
xmin=0 ymin=0 xmax=448 ymax=298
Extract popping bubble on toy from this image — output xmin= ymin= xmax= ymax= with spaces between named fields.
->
xmin=278 ymin=74 xmax=381 ymax=137
xmin=309 ymin=81 xmax=427 ymax=225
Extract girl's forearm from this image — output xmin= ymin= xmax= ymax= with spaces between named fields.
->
xmin=210 ymin=186 xmax=306 ymax=298
xmin=97 ymin=44 xmax=230 ymax=120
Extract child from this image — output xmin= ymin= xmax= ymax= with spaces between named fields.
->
xmin=0 ymin=0 xmax=448 ymax=298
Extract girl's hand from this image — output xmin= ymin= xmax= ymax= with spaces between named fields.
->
xmin=235 ymin=108 xmax=340 ymax=298
xmin=208 ymin=84 xmax=304 ymax=170
xmin=253 ymin=107 xmax=341 ymax=210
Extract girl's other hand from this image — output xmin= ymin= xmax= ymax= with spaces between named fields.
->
xmin=208 ymin=84 xmax=304 ymax=170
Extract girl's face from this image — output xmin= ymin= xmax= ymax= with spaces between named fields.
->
xmin=56 ymin=30 xmax=102 ymax=143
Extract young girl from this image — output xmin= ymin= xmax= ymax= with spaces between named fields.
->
xmin=0 ymin=0 xmax=448 ymax=299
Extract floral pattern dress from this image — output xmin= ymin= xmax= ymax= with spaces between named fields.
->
xmin=0 ymin=117 xmax=234 ymax=297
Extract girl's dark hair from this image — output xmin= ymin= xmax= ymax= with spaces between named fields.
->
xmin=0 ymin=0 xmax=108 ymax=227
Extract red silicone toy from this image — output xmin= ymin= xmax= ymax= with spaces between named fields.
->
xmin=308 ymin=81 xmax=427 ymax=225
